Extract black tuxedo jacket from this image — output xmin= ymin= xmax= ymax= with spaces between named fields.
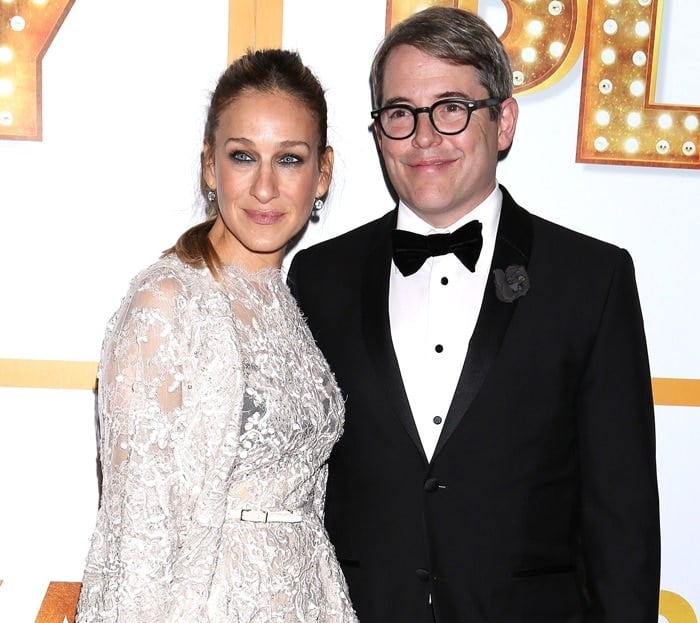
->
xmin=288 ymin=187 xmax=660 ymax=623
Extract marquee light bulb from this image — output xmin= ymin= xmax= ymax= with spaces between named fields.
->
xmin=596 ymin=110 xmax=611 ymax=126
xmin=0 ymin=46 xmax=13 ymax=63
xmin=684 ymin=116 xmax=699 ymax=132
xmin=657 ymin=114 xmax=672 ymax=130
xmin=527 ymin=20 xmax=544 ymax=36
xmin=635 ymin=21 xmax=650 ymax=37
xmin=601 ymin=48 xmax=616 ymax=65
xmin=549 ymin=41 xmax=565 ymax=58
xmin=9 ymin=15 xmax=25 ymax=31
xmin=627 ymin=112 xmax=642 ymax=128
xmin=522 ymin=47 xmax=537 ymax=63
xmin=603 ymin=19 xmax=618 ymax=35
xmin=624 ymin=138 xmax=640 ymax=153
xmin=0 ymin=79 xmax=14 ymax=96
xmin=629 ymin=80 xmax=645 ymax=97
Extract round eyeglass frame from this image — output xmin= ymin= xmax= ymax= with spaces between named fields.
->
xmin=371 ymin=97 xmax=501 ymax=140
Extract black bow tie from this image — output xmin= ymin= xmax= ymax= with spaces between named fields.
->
xmin=391 ymin=220 xmax=483 ymax=277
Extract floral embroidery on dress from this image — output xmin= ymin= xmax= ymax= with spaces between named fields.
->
xmin=77 ymin=254 xmax=357 ymax=623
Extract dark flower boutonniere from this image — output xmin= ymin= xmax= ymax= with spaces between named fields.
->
xmin=493 ymin=265 xmax=530 ymax=303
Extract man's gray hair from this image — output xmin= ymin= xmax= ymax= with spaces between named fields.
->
xmin=370 ymin=6 xmax=513 ymax=118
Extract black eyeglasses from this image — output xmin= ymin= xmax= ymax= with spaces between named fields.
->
xmin=371 ymin=97 xmax=501 ymax=140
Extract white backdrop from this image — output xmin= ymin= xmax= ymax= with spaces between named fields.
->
xmin=0 ymin=1 xmax=698 ymax=621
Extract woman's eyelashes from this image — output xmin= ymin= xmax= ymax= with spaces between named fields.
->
xmin=227 ymin=150 xmax=304 ymax=165
xmin=279 ymin=153 xmax=303 ymax=165
xmin=230 ymin=150 xmax=253 ymax=163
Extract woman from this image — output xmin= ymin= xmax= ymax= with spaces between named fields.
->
xmin=76 ymin=49 xmax=357 ymax=622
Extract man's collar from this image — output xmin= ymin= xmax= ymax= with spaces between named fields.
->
xmin=396 ymin=184 xmax=502 ymax=235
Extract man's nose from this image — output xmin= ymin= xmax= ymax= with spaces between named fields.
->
xmin=412 ymin=110 xmax=441 ymax=147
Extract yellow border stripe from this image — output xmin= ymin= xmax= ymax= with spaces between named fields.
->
xmin=228 ymin=0 xmax=256 ymax=61
xmin=1 ymin=360 xmax=699 ymax=406
xmin=652 ymin=378 xmax=700 ymax=407
xmin=228 ymin=0 xmax=283 ymax=62
xmin=0 ymin=359 xmax=97 ymax=390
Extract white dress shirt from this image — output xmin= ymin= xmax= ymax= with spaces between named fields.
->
xmin=389 ymin=185 xmax=502 ymax=461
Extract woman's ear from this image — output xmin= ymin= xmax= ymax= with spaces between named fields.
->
xmin=202 ymin=143 xmax=216 ymax=190
xmin=316 ymin=146 xmax=334 ymax=199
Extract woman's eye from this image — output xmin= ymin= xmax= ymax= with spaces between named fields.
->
xmin=279 ymin=154 xmax=302 ymax=165
xmin=230 ymin=151 xmax=253 ymax=162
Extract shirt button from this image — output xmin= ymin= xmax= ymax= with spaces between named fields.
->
xmin=441 ymin=276 xmax=448 ymax=285
xmin=435 ymin=344 xmax=443 ymax=353
xmin=424 ymin=478 xmax=440 ymax=492
xmin=433 ymin=416 xmax=442 ymax=425
xmin=415 ymin=568 xmax=430 ymax=582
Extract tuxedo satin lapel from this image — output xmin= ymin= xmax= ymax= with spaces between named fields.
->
xmin=433 ymin=188 xmax=533 ymax=459
xmin=361 ymin=211 xmax=427 ymax=461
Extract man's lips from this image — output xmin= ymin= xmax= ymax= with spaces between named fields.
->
xmin=407 ymin=157 xmax=456 ymax=169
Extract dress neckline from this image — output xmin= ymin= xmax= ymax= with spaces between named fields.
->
xmin=221 ymin=262 xmax=282 ymax=283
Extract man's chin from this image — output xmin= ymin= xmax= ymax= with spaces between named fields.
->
xmin=404 ymin=201 xmax=472 ymax=229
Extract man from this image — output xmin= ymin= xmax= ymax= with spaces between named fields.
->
xmin=288 ymin=7 xmax=660 ymax=623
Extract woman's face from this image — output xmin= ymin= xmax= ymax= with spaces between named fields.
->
xmin=205 ymin=88 xmax=332 ymax=270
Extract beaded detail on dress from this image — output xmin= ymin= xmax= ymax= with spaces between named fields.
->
xmin=77 ymin=254 xmax=357 ymax=623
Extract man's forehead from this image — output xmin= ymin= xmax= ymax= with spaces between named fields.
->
xmin=382 ymin=53 xmax=484 ymax=101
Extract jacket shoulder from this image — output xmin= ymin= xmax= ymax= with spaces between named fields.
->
xmin=293 ymin=210 xmax=394 ymax=262
xmin=531 ymin=213 xmax=627 ymax=266
xmin=500 ymin=185 xmax=624 ymax=262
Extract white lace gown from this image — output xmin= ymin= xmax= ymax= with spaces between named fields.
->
xmin=76 ymin=255 xmax=357 ymax=623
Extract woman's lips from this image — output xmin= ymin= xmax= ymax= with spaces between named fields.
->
xmin=245 ymin=210 xmax=284 ymax=225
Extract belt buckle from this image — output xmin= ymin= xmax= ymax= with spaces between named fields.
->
xmin=240 ymin=509 xmax=269 ymax=522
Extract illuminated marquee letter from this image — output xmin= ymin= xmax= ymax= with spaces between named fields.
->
xmin=385 ymin=1 xmax=585 ymax=95
xmin=502 ymin=0 xmax=586 ymax=95
xmin=386 ymin=1 xmax=478 ymax=31
xmin=577 ymin=0 xmax=700 ymax=169
xmin=0 ymin=0 xmax=75 ymax=141
xmin=659 ymin=589 xmax=698 ymax=623
xmin=34 ymin=581 xmax=81 ymax=623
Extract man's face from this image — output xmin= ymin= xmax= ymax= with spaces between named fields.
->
xmin=375 ymin=45 xmax=517 ymax=228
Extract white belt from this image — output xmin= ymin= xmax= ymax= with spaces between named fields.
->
xmin=238 ymin=509 xmax=303 ymax=523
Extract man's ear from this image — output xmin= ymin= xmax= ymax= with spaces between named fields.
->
xmin=496 ymin=97 xmax=518 ymax=153
xmin=369 ymin=121 xmax=399 ymax=204
xmin=371 ymin=121 xmax=384 ymax=154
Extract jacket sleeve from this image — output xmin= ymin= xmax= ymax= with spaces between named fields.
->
xmin=287 ymin=252 xmax=303 ymax=302
xmin=576 ymin=249 xmax=660 ymax=622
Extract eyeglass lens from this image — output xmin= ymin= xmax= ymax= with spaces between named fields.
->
xmin=379 ymin=100 xmax=471 ymax=139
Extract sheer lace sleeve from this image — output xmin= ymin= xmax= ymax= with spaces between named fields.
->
xmin=78 ymin=273 xmax=190 ymax=621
